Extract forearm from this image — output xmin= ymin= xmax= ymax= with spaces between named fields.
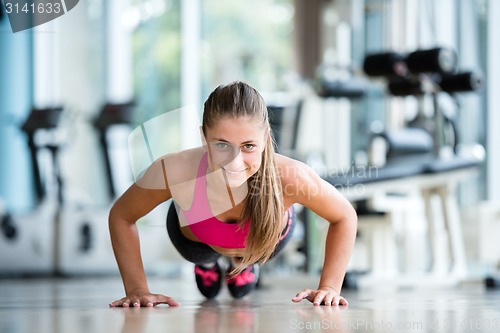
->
xmin=318 ymin=216 xmax=357 ymax=293
xmin=109 ymin=216 xmax=149 ymax=295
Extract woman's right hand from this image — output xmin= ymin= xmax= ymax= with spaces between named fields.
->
xmin=109 ymin=290 xmax=180 ymax=308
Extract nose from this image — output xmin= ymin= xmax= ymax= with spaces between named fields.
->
xmin=223 ymin=149 xmax=246 ymax=170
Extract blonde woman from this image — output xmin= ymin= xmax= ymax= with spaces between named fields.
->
xmin=108 ymin=81 xmax=357 ymax=307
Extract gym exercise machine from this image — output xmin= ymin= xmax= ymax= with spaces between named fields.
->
xmin=56 ymin=102 xmax=136 ymax=275
xmin=314 ymin=47 xmax=483 ymax=287
xmin=0 ymin=103 xmax=136 ymax=276
xmin=0 ymin=107 xmax=63 ymax=275
xmin=363 ymin=47 xmax=482 ymax=163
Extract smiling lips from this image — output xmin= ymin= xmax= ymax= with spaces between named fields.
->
xmin=221 ymin=167 xmax=248 ymax=175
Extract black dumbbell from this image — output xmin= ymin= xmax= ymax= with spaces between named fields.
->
xmin=363 ymin=52 xmax=407 ymax=77
xmin=405 ymin=47 xmax=457 ymax=74
xmin=439 ymin=71 xmax=483 ymax=93
xmin=388 ymin=77 xmax=425 ymax=96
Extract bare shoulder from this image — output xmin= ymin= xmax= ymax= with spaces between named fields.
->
xmin=163 ymin=147 xmax=205 ymax=181
xmin=275 ymin=154 xmax=319 ymax=186
xmin=136 ymin=147 xmax=205 ymax=190
xmin=275 ymin=153 xmax=324 ymax=206
xmin=275 ymin=154 xmax=355 ymax=222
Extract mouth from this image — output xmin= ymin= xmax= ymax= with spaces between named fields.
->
xmin=221 ymin=167 xmax=248 ymax=175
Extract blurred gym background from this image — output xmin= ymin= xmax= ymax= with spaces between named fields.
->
xmin=1 ymin=0 xmax=499 ymax=289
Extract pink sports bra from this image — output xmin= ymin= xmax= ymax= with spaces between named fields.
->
xmin=181 ymin=153 xmax=293 ymax=249
xmin=181 ymin=153 xmax=250 ymax=248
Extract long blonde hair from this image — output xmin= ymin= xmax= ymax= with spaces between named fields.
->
xmin=202 ymin=81 xmax=284 ymax=274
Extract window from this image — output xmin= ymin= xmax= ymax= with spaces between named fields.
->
xmin=131 ymin=0 xmax=181 ymax=122
xmin=200 ymin=0 xmax=294 ymax=97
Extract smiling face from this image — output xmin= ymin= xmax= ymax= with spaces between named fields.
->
xmin=203 ymin=116 xmax=268 ymax=187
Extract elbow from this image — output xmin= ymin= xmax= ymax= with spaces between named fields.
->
xmin=108 ymin=202 xmax=131 ymax=228
xmin=108 ymin=202 xmax=119 ymax=223
xmin=328 ymin=202 xmax=357 ymax=232
xmin=108 ymin=204 xmax=119 ymax=230
xmin=343 ymin=203 xmax=358 ymax=232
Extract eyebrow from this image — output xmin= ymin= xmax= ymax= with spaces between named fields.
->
xmin=212 ymin=138 xmax=257 ymax=145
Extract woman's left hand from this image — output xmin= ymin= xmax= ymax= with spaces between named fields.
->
xmin=292 ymin=287 xmax=348 ymax=306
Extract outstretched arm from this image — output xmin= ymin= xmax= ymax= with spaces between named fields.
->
xmin=292 ymin=216 xmax=356 ymax=306
xmin=109 ymin=159 xmax=180 ymax=307
xmin=284 ymin=160 xmax=357 ymax=306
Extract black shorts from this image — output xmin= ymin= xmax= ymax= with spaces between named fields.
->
xmin=166 ymin=202 xmax=296 ymax=265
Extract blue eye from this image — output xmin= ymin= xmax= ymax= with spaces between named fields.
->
xmin=216 ymin=143 xmax=230 ymax=150
xmin=243 ymin=144 xmax=255 ymax=151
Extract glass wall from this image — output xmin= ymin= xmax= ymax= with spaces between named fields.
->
xmin=130 ymin=0 xmax=294 ymax=120
xmin=131 ymin=0 xmax=181 ymax=123
xmin=200 ymin=0 xmax=295 ymax=98
xmin=0 ymin=11 xmax=34 ymax=212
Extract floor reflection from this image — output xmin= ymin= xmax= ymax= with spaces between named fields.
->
xmin=2 ymin=277 xmax=500 ymax=333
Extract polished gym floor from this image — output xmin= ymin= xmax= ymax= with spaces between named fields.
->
xmin=1 ymin=273 xmax=500 ymax=333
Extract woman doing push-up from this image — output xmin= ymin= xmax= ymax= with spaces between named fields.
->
xmin=108 ymin=81 xmax=357 ymax=307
